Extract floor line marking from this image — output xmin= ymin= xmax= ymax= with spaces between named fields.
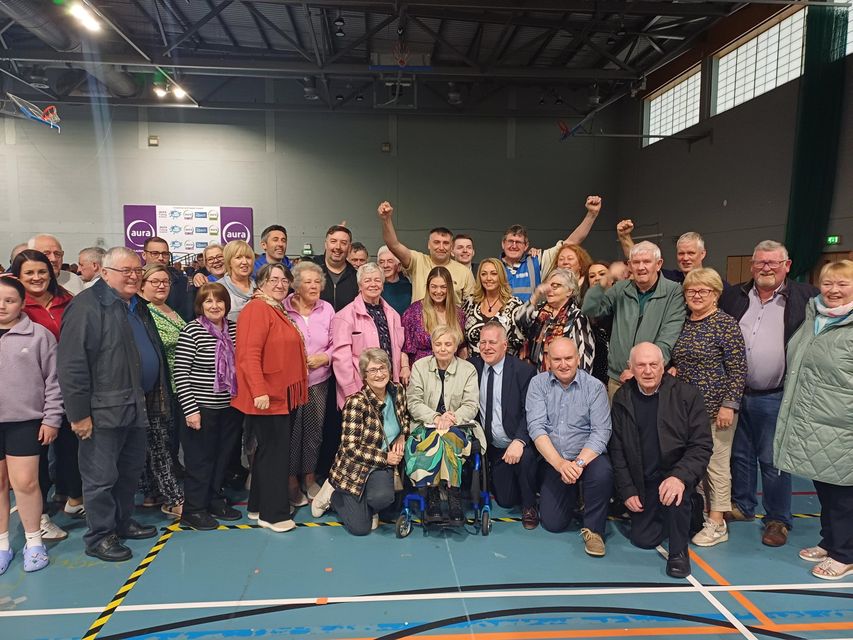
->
xmin=688 ymin=549 xmax=776 ymax=628
xmin=80 ymin=529 xmax=174 ymax=640
xmin=3 ymin=581 xmax=851 ymax=618
xmin=656 ymin=546 xmax=757 ymax=640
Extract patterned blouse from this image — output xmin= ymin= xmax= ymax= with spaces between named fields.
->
xmin=149 ymin=305 xmax=187 ymax=389
xmin=462 ymin=295 xmax=525 ymax=356
xmin=516 ymin=298 xmax=595 ymax=373
xmin=401 ymin=300 xmax=466 ymax=363
xmin=671 ymin=309 xmax=747 ymax=418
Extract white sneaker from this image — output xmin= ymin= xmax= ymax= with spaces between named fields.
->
xmin=247 ymin=511 xmax=259 ymax=521
xmin=311 ymin=479 xmax=335 ymax=518
xmin=692 ymin=518 xmax=728 ymax=547
xmin=258 ymin=518 xmax=296 ymax=533
xmin=371 ymin=514 xmax=380 ymax=530
xmin=39 ymin=514 xmax=68 ymax=541
xmin=306 ymin=482 xmax=323 ymax=500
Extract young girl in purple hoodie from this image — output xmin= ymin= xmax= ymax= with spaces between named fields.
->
xmin=0 ymin=274 xmax=63 ymax=574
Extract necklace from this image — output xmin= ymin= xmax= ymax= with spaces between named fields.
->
xmin=483 ymin=295 xmax=501 ymax=314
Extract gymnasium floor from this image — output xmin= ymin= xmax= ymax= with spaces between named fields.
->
xmin=2 ymin=478 xmax=851 ymax=640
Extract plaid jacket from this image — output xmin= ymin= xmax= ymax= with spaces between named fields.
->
xmin=329 ymin=382 xmax=412 ymax=498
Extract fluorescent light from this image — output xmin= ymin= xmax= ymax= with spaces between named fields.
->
xmin=70 ymin=3 xmax=101 ymax=32
xmin=172 ymin=86 xmax=187 ymax=99
xmin=153 ymin=85 xmax=168 ymax=98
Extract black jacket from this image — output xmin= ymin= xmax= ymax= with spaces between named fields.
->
xmin=313 ymin=255 xmax=359 ymax=312
xmin=609 ymin=375 xmax=712 ymax=501
xmin=166 ymin=267 xmax=194 ymax=322
xmin=718 ymin=278 xmax=818 ymax=346
xmin=57 ymin=279 xmax=171 ymax=428
xmin=471 ymin=355 xmax=537 ymax=446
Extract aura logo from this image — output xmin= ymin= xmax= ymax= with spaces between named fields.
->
xmin=222 ymin=221 xmax=251 ymax=242
xmin=126 ymin=220 xmax=155 ymax=248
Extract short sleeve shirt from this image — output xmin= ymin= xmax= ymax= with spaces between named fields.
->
xmin=404 ymin=250 xmax=475 ymax=304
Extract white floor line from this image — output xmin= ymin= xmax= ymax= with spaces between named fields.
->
xmin=443 ymin=536 xmax=476 ymax=640
xmin=10 ymin=506 xmax=17 ymax=515
xmin=656 ymin=545 xmax=757 ymax=640
xmin=0 ymin=581 xmax=850 ymax=618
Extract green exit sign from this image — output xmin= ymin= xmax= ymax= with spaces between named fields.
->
xmin=826 ymin=235 xmax=842 ymax=246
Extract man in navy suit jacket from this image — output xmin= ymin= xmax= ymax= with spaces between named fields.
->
xmin=471 ymin=321 xmax=539 ymax=529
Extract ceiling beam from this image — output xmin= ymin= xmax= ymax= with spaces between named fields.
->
xmin=162 ymin=0 xmax=236 ymax=57
xmin=244 ymin=3 xmax=314 ymax=62
xmin=245 ymin=2 xmax=273 ymax=50
xmin=325 ymin=13 xmax=397 ymax=66
xmin=409 ymin=15 xmax=481 ymax=69
xmin=159 ymin=0 xmax=207 ymax=48
xmin=206 ymin=0 xmax=240 ymax=48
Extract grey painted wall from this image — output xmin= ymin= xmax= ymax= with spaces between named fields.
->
xmin=614 ymin=61 xmax=853 ymax=275
xmin=0 ymin=105 xmax=621 ymax=265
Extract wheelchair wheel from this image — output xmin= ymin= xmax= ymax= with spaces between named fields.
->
xmin=396 ymin=514 xmax=412 ymax=538
xmin=481 ymin=511 xmax=491 ymax=536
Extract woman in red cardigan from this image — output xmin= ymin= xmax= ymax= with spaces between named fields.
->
xmin=232 ymin=263 xmax=308 ymax=533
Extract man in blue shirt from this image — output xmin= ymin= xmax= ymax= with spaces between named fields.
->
xmin=527 ymin=337 xmax=613 ymax=556
xmin=253 ymin=224 xmax=293 ymax=277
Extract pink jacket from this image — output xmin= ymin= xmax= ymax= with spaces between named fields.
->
xmin=283 ymin=294 xmax=335 ymax=387
xmin=331 ymin=295 xmax=404 ymax=409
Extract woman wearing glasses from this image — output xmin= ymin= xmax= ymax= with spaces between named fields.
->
xmin=670 ymin=268 xmax=746 ymax=548
xmin=516 ymin=268 xmax=595 ymax=373
xmin=138 ymin=264 xmax=185 ymax=519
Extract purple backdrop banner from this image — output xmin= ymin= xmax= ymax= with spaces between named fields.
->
xmin=123 ymin=205 xmax=254 ymax=255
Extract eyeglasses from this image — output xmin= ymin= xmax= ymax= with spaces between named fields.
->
xmin=144 ymin=279 xmax=170 ymax=288
xmin=684 ymin=288 xmax=714 ymax=299
xmin=145 ymin=250 xmax=171 ymax=259
xmin=265 ymin=277 xmax=288 ymax=286
xmin=104 ymin=267 xmax=144 ymax=278
xmin=41 ymin=250 xmax=64 ymax=258
xmin=365 ymin=366 xmax=388 ymax=376
xmin=504 ymin=239 xmax=526 ymax=246
xmin=751 ymin=260 xmax=786 ymax=269
xmin=207 ymin=256 xmax=225 ymax=264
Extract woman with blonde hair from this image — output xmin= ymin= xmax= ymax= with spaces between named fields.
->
xmin=220 ymin=240 xmax=256 ymax=322
xmin=401 ymin=266 xmax=466 ymax=363
xmin=463 ymin=258 xmax=524 ymax=356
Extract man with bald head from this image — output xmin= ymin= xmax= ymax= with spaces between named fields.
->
xmin=609 ymin=343 xmax=712 ymax=578
xmin=29 ymin=234 xmax=83 ymax=294
xmin=526 ymin=337 xmax=613 ymax=556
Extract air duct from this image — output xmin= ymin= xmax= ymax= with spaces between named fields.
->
xmin=0 ymin=0 xmax=140 ymax=98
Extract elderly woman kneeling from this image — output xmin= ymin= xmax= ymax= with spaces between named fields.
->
xmin=312 ymin=349 xmax=410 ymax=535
xmin=406 ymin=326 xmax=480 ymax=525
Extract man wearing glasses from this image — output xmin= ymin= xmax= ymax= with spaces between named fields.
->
xmin=583 ymin=241 xmax=686 ymax=401
xmin=718 ymin=240 xmax=818 ymax=548
xmin=29 ymin=234 xmax=84 ymax=294
xmin=58 ymin=247 xmax=167 ymax=562
xmin=142 ymin=237 xmax=192 ymax=321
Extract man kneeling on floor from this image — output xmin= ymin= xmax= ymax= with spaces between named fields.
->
xmin=610 ymin=342 xmax=712 ymax=578
xmin=526 ymin=337 xmax=613 ymax=556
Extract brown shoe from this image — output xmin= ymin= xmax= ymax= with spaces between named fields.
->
xmin=521 ymin=507 xmax=539 ymax=530
xmin=724 ymin=505 xmax=755 ymax=522
xmin=581 ymin=528 xmax=606 ymax=557
xmin=762 ymin=520 xmax=789 ymax=547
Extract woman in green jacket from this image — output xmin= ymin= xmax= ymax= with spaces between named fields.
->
xmin=774 ymin=260 xmax=853 ymax=580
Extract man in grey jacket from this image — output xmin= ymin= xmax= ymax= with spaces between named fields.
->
xmin=58 ymin=247 xmax=164 ymax=562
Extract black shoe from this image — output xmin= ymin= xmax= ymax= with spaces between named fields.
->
xmin=426 ymin=487 xmax=443 ymax=522
xmin=181 ymin=510 xmax=219 ymax=531
xmin=85 ymin=534 xmax=132 ymax=562
xmin=117 ymin=520 xmax=158 ymax=540
xmin=208 ymin=503 xmax=241 ymax=521
xmin=666 ymin=550 xmax=692 ymax=578
xmin=447 ymin=487 xmax=464 ymax=525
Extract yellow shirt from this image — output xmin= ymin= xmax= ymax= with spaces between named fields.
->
xmin=404 ymin=250 xmax=476 ymax=303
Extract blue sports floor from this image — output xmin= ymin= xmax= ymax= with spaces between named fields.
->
xmin=2 ymin=477 xmax=851 ymax=640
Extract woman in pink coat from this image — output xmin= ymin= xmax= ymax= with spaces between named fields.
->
xmin=332 ymin=263 xmax=409 ymax=410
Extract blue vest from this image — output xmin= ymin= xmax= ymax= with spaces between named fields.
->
xmin=503 ymin=255 xmax=541 ymax=302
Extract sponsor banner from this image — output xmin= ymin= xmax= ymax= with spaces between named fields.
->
xmin=124 ymin=205 xmax=253 ymax=255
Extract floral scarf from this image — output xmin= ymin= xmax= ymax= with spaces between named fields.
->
xmin=197 ymin=315 xmax=237 ymax=395
xmin=814 ymin=296 xmax=853 ymax=335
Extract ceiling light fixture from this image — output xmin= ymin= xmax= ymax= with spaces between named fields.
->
xmin=172 ymin=85 xmax=187 ymax=99
xmin=153 ymin=80 xmax=168 ymax=98
xmin=335 ymin=26 xmax=345 ymax=37
xmin=334 ymin=14 xmax=345 ymax=27
xmin=69 ymin=3 xmax=101 ymax=32
xmin=303 ymin=77 xmax=320 ymax=101
xmin=447 ymin=82 xmax=462 ymax=106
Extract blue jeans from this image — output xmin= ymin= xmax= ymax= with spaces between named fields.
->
xmin=730 ymin=391 xmax=792 ymax=528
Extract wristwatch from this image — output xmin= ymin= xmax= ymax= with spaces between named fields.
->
xmin=575 ymin=458 xmax=586 ymax=468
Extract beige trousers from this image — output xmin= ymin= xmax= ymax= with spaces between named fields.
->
xmin=703 ymin=418 xmax=737 ymax=513
xmin=607 ymin=378 xmax=623 ymax=404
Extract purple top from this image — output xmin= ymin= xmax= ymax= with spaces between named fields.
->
xmin=0 ymin=315 xmax=64 ymax=429
xmin=401 ymin=300 xmax=466 ymax=363
xmin=284 ymin=293 xmax=335 ymax=387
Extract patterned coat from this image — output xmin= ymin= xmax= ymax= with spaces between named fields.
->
xmin=329 ymin=382 xmax=412 ymax=497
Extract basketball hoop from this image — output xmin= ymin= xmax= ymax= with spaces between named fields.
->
xmin=2 ymin=93 xmax=61 ymax=133
xmin=391 ymin=39 xmax=410 ymax=68
xmin=41 ymin=105 xmax=60 ymax=125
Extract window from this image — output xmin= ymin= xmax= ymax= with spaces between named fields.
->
xmin=644 ymin=70 xmax=701 ymax=146
xmin=714 ymin=10 xmax=806 ymax=114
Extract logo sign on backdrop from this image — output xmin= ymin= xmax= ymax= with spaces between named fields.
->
xmin=123 ymin=205 xmax=254 ymax=255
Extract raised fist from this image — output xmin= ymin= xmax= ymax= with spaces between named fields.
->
xmin=616 ymin=219 xmax=634 ymax=237
xmin=585 ymin=195 xmax=602 ymax=215
xmin=377 ymin=201 xmax=394 ymax=220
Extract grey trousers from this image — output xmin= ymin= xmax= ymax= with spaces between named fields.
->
xmin=78 ymin=427 xmax=147 ymax=548
xmin=331 ymin=467 xmax=395 ymax=536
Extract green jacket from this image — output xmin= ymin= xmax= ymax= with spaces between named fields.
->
xmin=582 ymin=277 xmax=686 ymax=381
xmin=774 ymin=300 xmax=853 ymax=486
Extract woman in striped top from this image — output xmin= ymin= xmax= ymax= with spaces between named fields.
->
xmin=173 ymin=282 xmax=243 ymax=531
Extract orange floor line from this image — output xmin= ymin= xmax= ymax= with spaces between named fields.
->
xmin=688 ymin=549 xmax=776 ymax=628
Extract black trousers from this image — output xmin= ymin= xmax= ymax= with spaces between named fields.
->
xmin=247 ymin=413 xmax=292 ymax=523
xmin=331 ymin=467 xmax=395 ymax=536
xmin=182 ymin=406 xmax=243 ymax=514
xmin=78 ymin=427 xmax=147 ymax=548
xmin=488 ymin=444 xmax=538 ymax=510
xmin=316 ymin=375 xmax=342 ymax=478
xmin=539 ymin=455 xmax=613 ymax=535
xmin=814 ymin=481 xmax=853 ymax=564
xmin=628 ymin=477 xmax=693 ymax=556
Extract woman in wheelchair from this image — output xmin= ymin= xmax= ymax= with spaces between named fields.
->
xmin=406 ymin=325 xmax=480 ymax=525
